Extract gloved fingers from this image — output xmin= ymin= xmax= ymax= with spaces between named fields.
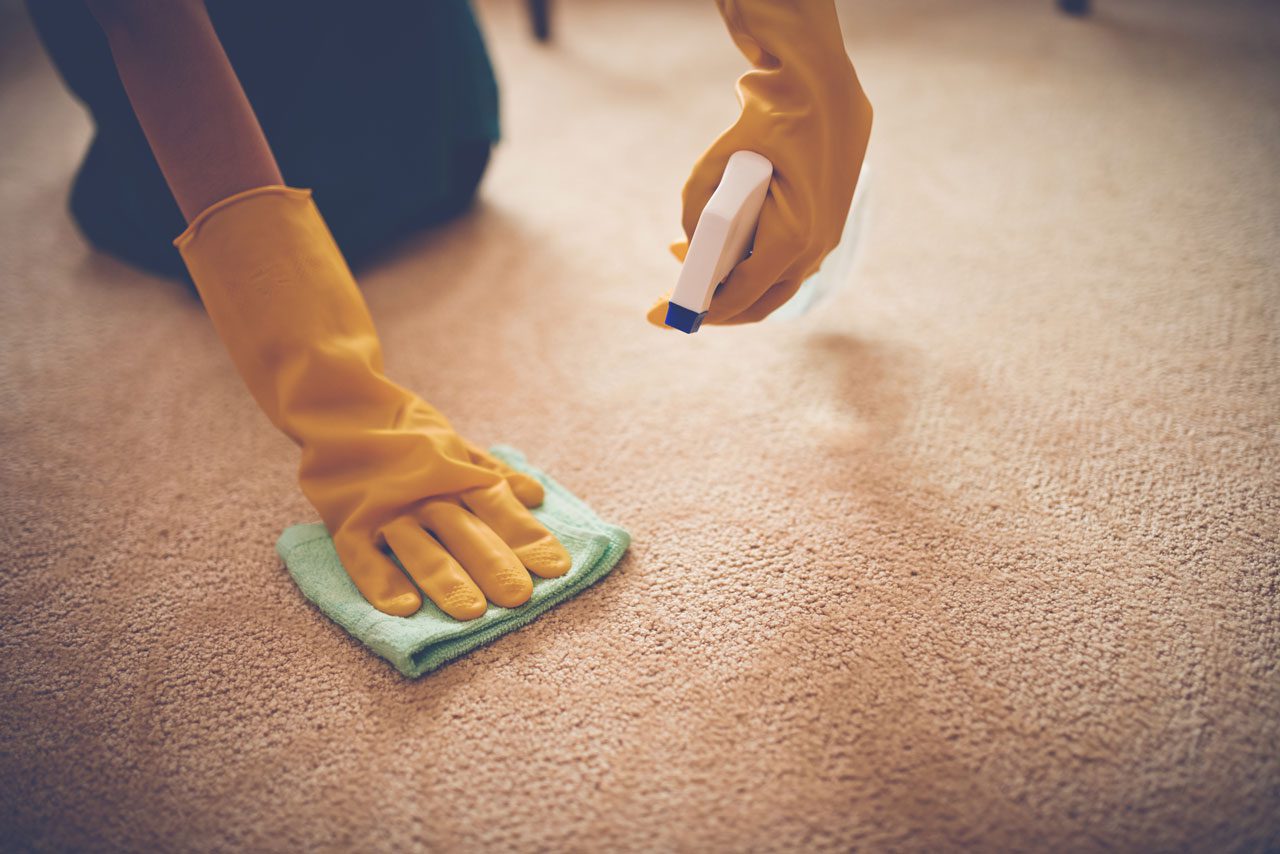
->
xmin=669 ymin=239 xmax=689 ymax=262
xmin=463 ymin=440 xmax=545 ymax=508
xmin=716 ymin=278 xmax=803 ymax=325
xmin=382 ymin=516 xmax=487 ymax=621
xmin=461 ymin=481 xmax=572 ymax=579
xmin=704 ymin=214 xmax=799 ymax=324
xmin=646 ymin=295 xmax=676 ymax=330
xmin=418 ymin=500 xmax=533 ymax=609
xmin=333 ymin=532 xmax=423 ymax=618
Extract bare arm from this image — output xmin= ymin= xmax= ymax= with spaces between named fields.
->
xmin=85 ymin=0 xmax=282 ymax=221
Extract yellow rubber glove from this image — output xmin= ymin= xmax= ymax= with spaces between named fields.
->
xmin=175 ymin=186 xmax=571 ymax=619
xmin=650 ymin=0 xmax=873 ymax=327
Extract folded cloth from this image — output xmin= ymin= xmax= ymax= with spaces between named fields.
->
xmin=276 ymin=446 xmax=630 ymax=677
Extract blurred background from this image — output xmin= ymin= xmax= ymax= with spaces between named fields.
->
xmin=1 ymin=1 xmax=1277 ymax=851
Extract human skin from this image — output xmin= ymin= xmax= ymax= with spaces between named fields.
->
xmin=84 ymin=0 xmax=282 ymax=223
xmin=82 ymin=0 xmax=571 ymax=619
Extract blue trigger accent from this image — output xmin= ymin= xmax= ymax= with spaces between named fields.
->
xmin=664 ymin=302 xmax=707 ymax=334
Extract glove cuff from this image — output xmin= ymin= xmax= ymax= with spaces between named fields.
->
xmin=173 ymin=184 xmax=403 ymax=442
xmin=173 ymin=184 xmax=313 ymax=251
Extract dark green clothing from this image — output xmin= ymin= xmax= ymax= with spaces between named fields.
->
xmin=28 ymin=1 xmax=500 ymax=279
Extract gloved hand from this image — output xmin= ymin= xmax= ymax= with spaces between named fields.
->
xmin=176 ymin=186 xmax=571 ymax=618
xmin=649 ymin=0 xmax=873 ymax=327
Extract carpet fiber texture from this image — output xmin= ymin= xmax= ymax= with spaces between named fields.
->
xmin=1 ymin=0 xmax=1277 ymax=850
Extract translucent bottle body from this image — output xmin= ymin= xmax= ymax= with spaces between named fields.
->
xmin=769 ymin=163 xmax=871 ymax=321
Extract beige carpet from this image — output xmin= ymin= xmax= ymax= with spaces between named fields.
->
xmin=2 ymin=0 xmax=1278 ymax=849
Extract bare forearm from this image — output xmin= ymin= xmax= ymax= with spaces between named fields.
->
xmin=86 ymin=0 xmax=282 ymax=221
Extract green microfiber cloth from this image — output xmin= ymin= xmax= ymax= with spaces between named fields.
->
xmin=276 ymin=446 xmax=630 ymax=677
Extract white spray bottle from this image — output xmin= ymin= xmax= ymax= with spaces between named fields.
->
xmin=664 ymin=150 xmax=870 ymax=333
